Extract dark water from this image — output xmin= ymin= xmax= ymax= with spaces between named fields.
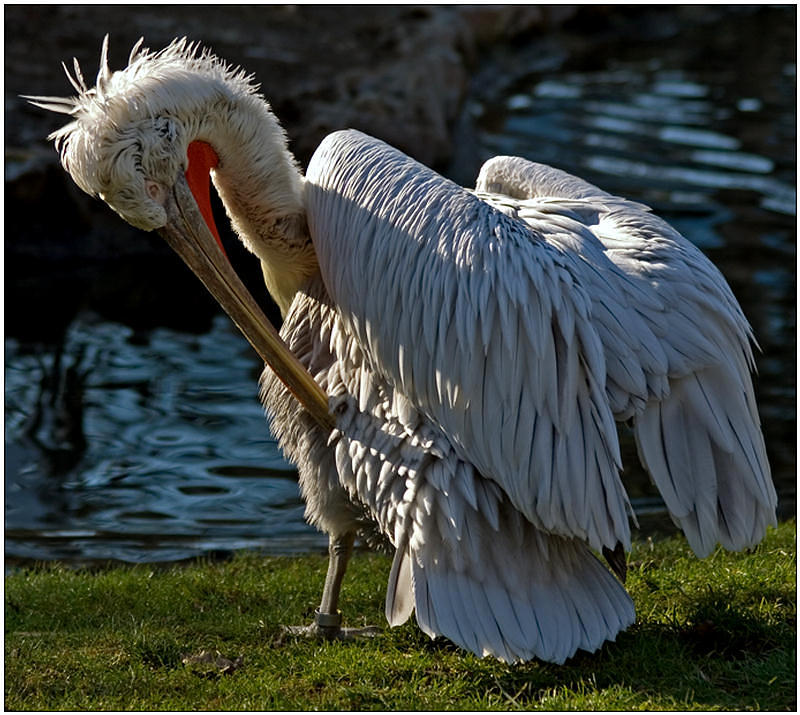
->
xmin=6 ymin=316 xmax=327 ymax=562
xmin=5 ymin=9 xmax=795 ymax=563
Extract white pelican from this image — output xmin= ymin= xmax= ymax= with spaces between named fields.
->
xmin=28 ymin=37 xmax=776 ymax=664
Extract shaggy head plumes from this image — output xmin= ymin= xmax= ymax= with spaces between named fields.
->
xmin=27 ymin=35 xmax=261 ymax=230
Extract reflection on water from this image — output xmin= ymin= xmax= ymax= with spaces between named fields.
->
xmin=479 ymin=67 xmax=795 ymax=218
xmin=5 ymin=9 xmax=795 ymax=563
xmin=5 ymin=316 xmax=326 ymax=563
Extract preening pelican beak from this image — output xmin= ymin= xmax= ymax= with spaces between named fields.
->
xmin=157 ymin=146 xmax=335 ymax=431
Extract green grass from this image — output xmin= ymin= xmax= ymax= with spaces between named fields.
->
xmin=5 ymin=521 xmax=796 ymax=710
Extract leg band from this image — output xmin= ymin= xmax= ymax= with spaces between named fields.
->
xmin=314 ymin=609 xmax=342 ymax=628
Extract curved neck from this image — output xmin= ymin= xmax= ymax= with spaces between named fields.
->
xmin=194 ymin=93 xmax=317 ymax=316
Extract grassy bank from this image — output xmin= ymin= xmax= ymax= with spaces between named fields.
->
xmin=5 ymin=521 xmax=796 ymax=711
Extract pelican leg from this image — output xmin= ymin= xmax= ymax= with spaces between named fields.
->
xmin=316 ymin=531 xmax=354 ymax=629
xmin=281 ymin=532 xmax=381 ymax=641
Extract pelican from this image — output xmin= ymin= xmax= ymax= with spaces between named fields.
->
xmin=28 ymin=37 xmax=776 ymax=664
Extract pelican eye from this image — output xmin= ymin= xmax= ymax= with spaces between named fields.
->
xmin=145 ymin=180 xmax=166 ymax=204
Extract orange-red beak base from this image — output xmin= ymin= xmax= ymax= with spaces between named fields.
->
xmin=185 ymin=140 xmax=226 ymax=257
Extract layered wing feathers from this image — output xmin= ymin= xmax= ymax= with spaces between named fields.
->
xmin=305 ymin=130 xmax=631 ymax=551
xmin=477 ymin=155 xmax=776 ymax=556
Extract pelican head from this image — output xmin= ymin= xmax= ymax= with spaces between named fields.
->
xmin=27 ymin=36 xmax=333 ymax=428
xmin=31 ymin=37 xmax=224 ymax=229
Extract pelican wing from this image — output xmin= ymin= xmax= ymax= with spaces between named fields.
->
xmin=305 ymin=130 xmax=630 ymax=551
xmin=477 ymin=155 xmax=777 ymax=555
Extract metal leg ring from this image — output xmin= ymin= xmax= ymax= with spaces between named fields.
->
xmin=314 ymin=609 xmax=342 ymax=629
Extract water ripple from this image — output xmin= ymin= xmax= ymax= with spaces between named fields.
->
xmin=5 ymin=315 xmax=320 ymax=562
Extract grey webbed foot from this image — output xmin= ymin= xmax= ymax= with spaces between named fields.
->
xmin=281 ymin=609 xmax=381 ymax=641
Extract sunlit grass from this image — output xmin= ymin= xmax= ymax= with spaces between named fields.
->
xmin=5 ymin=521 xmax=795 ymax=711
